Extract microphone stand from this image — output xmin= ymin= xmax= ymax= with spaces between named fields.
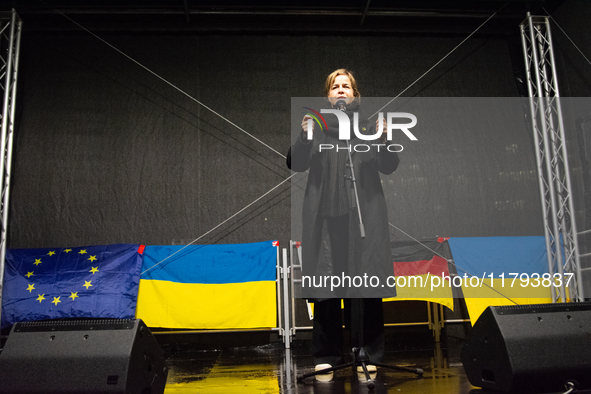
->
xmin=297 ymin=100 xmax=423 ymax=391
xmin=345 ymin=138 xmax=365 ymax=238
xmin=336 ymin=100 xmax=366 ymax=239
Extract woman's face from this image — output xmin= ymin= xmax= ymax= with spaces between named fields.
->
xmin=328 ymin=75 xmax=355 ymax=106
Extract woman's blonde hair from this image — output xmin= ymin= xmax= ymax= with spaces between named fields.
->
xmin=324 ymin=68 xmax=360 ymax=98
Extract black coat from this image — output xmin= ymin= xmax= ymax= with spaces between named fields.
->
xmin=287 ymin=120 xmax=399 ymax=299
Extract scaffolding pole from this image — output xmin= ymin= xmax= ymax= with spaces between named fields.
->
xmin=0 ymin=9 xmax=22 ymax=329
xmin=520 ymin=13 xmax=584 ymax=302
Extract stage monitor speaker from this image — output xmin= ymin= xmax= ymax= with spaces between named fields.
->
xmin=461 ymin=302 xmax=591 ymax=393
xmin=0 ymin=318 xmax=168 ymax=394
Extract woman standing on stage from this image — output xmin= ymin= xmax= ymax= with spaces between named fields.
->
xmin=287 ymin=69 xmax=400 ymax=372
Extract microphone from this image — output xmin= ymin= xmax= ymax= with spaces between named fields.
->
xmin=335 ymin=99 xmax=347 ymax=112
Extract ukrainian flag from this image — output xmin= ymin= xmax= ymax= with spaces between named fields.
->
xmin=136 ymin=241 xmax=277 ymax=329
xmin=448 ymin=236 xmax=555 ymax=324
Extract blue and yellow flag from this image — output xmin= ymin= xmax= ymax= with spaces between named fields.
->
xmin=2 ymin=244 xmax=145 ymax=329
xmin=448 ymin=236 xmax=554 ymax=323
xmin=136 ymin=241 xmax=277 ymax=329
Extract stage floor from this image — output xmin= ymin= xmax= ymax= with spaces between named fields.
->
xmin=157 ymin=329 xmax=591 ymax=394
xmin=158 ymin=331 xmax=480 ymax=393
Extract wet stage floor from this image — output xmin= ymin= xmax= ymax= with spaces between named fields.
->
xmin=157 ymin=329 xmax=591 ymax=394
xmin=158 ymin=331 xmax=481 ymax=394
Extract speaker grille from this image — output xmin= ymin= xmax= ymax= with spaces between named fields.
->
xmin=14 ymin=318 xmax=136 ymax=332
xmin=493 ymin=301 xmax=591 ymax=315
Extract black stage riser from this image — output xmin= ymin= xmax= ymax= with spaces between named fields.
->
xmin=461 ymin=302 xmax=591 ymax=393
xmin=0 ymin=318 xmax=167 ymax=394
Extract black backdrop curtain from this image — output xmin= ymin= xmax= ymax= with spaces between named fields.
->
xmin=10 ymin=32 xmax=544 ymax=248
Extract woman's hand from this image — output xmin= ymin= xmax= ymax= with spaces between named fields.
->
xmin=301 ymin=115 xmax=314 ymax=139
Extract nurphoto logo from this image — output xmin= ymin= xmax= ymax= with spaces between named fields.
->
xmin=303 ymin=107 xmax=417 ymax=152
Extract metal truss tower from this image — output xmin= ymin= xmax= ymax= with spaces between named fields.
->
xmin=520 ymin=13 xmax=584 ymax=302
xmin=0 ymin=10 xmax=22 ymax=324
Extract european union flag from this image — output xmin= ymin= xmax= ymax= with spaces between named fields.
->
xmin=1 ymin=244 xmax=145 ymax=329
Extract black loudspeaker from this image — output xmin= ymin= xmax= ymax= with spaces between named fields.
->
xmin=0 ymin=318 xmax=168 ymax=394
xmin=461 ymin=302 xmax=591 ymax=393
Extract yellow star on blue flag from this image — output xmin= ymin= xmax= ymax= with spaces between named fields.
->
xmin=2 ymin=244 xmax=145 ymax=329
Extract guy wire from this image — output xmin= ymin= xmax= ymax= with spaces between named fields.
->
xmin=368 ymin=5 xmax=504 ymax=119
xmin=389 ymin=222 xmax=519 ymax=304
xmin=53 ymin=9 xmax=286 ymax=159
xmin=141 ymin=174 xmax=295 ymax=276
xmin=48 ymin=7 xmax=294 ymax=273
xmin=543 ymin=7 xmax=591 ymax=68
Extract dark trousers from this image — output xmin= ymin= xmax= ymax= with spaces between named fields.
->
xmin=311 ymin=214 xmax=385 ymax=366
xmin=312 ymin=298 xmax=385 ymax=366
